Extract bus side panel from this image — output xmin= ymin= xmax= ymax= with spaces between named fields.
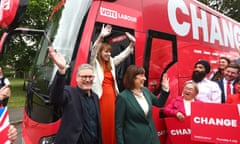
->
xmin=22 ymin=110 xmax=61 ymax=144
xmin=96 ymin=1 xmax=143 ymax=32
xmin=135 ymin=32 xmax=146 ymax=66
xmin=70 ymin=1 xmax=101 ymax=86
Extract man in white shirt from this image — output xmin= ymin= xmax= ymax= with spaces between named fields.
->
xmin=191 ymin=60 xmax=221 ymax=103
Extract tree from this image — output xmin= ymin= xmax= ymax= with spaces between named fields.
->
xmin=0 ymin=0 xmax=58 ymax=78
xmin=22 ymin=0 xmax=57 ymax=29
xmin=197 ymin=0 xmax=240 ymax=22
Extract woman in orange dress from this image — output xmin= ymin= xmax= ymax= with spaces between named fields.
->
xmin=90 ymin=24 xmax=135 ymax=144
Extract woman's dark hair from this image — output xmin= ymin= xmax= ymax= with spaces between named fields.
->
xmin=219 ymin=57 xmax=231 ymax=64
xmin=123 ymin=65 xmax=145 ymax=89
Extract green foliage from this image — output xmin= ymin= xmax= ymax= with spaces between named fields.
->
xmin=0 ymin=0 xmax=59 ymax=78
xmin=21 ymin=0 xmax=58 ymax=29
xmin=8 ymin=78 xmax=25 ymax=108
xmin=0 ymin=34 xmax=41 ymax=74
xmin=197 ymin=0 xmax=240 ymax=22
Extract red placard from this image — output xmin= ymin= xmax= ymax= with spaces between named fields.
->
xmin=165 ymin=116 xmax=192 ymax=144
xmin=191 ymin=103 xmax=240 ymax=143
xmin=156 ymin=118 xmax=167 ymax=143
xmin=152 ymin=107 xmax=167 ymax=144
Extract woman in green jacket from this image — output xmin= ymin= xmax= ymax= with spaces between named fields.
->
xmin=115 ymin=65 xmax=170 ymax=144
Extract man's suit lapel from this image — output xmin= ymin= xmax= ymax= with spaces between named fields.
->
xmin=217 ymin=79 xmax=225 ymax=103
xmin=220 ymin=79 xmax=236 ymax=103
xmin=233 ymin=80 xmax=237 ymax=94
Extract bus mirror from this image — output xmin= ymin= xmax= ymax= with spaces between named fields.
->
xmin=0 ymin=0 xmax=28 ymax=30
xmin=0 ymin=28 xmax=46 ymax=54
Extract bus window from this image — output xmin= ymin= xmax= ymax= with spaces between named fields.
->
xmin=89 ymin=23 xmax=135 ymax=92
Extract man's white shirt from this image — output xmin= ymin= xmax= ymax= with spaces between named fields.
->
xmin=192 ymin=78 xmax=221 ymax=103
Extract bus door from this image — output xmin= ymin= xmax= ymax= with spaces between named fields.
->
xmin=143 ymin=30 xmax=177 ymax=143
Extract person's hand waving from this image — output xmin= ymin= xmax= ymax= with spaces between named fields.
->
xmin=48 ymin=47 xmax=67 ymax=74
xmin=161 ymin=73 xmax=170 ymax=92
xmin=100 ymin=24 xmax=112 ymax=38
xmin=125 ymin=32 xmax=136 ymax=48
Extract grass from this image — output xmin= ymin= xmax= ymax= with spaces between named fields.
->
xmin=7 ymin=78 xmax=26 ymax=108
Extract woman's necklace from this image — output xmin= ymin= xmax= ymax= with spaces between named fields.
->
xmin=131 ymin=89 xmax=143 ymax=98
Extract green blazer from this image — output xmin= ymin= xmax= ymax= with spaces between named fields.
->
xmin=115 ymin=87 xmax=169 ymax=144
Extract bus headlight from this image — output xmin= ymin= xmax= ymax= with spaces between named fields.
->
xmin=39 ymin=135 xmax=56 ymax=144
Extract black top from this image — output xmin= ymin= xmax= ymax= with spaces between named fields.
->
xmin=78 ymin=91 xmax=99 ymax=144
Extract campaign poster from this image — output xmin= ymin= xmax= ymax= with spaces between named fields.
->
xmin=191 ymin=103 xmax=240 ymax=144
xmin=152 ymin=107 xmax=167 ymax=144
xmin=165 ymin=116 xmax=192 ymax=144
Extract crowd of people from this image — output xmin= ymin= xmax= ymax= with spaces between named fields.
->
xmin=47 ymin=24 xmax=171 ymax=144
xmin=163 ymin=58 xmax=240 ymax=143
xmin=2 ymin=23 xmax=240 ymax=144
xmin=47 ymin=24 xmax=240 ymax=144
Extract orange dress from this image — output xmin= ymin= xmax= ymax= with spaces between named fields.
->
xmin=100 ymin=65 xmax=116 ymax=144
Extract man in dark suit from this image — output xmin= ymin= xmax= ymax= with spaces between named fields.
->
xmin=216 ymin=63 xmax=240 ymax=103
xmin=48 ymin=48 xmax=102 ymax=144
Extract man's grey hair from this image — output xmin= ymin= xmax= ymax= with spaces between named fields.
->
xmin=77 ymin=64 xmax=94 ymax=76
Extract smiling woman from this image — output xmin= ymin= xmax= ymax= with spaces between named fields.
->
xmin=164 ymin=81 xmax=199 ymax=121
xmin=163 ymin=81 xmax=200 ymax=144
xmin=115 ymin=65 xmax=170 ymax=144
xmin=89 ymin=24 xmax=136 ymax=144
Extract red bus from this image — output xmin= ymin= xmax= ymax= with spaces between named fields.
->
xmin=1 ymin=0 xmax=240 ymax=143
